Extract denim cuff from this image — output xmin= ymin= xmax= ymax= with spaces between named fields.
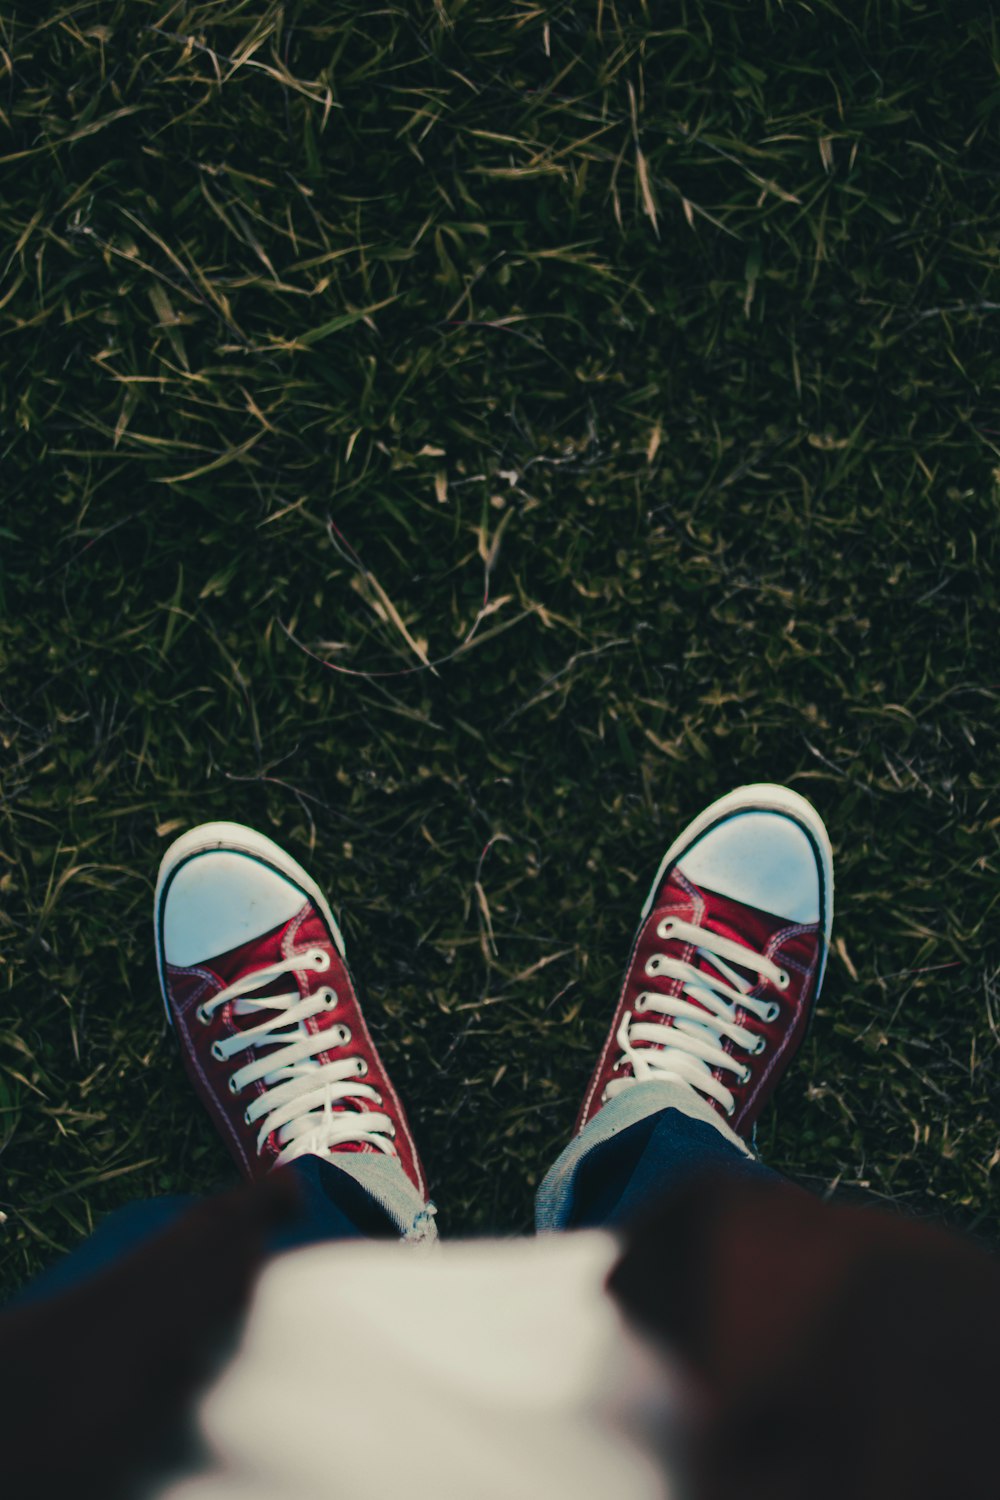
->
xmin=534 ymin=1078 xmax=758 ymax=1234
xmin=323 ymin=1153 xmax=439 ymax=1245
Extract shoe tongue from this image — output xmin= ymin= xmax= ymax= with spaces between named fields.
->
xmin=632 ymin=882 xmax=791 ymax=1086
xmin=209 ymin=906 xmax=373 ymax=1148
xmin=207 ymin=909 xmax=305 ymax=988
xmin=203 ymin=906 xmax=336 ymax=1047
xmin=618 ymin=876 xmax=794 ymax=1088
xmin=657 ymin=874 xmax=790 ymax=996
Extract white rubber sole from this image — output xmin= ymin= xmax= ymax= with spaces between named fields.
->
xmin=153 ymin=820 xmax=347 ymax=1028
xmin=638 ymin=782 xmax=835 ymax=996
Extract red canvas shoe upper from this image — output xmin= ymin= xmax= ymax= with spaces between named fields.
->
xmin=577 ymin=864 xmax=825 ymax=1141
xmin=162 ymin=897 xmax=427 ymax=1197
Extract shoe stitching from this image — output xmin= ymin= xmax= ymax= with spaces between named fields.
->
xmin=167 ymin=963 xmax=220 ymax=1009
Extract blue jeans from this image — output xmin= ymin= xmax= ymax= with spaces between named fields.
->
xmin=9 ymin=1079 xmax=784 ymax=1308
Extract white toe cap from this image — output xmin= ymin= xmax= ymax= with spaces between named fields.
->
xmin=161 ymin=850 xmax=307 ymax=967
xmin=675 ymin=810 xmax=821 ymax=925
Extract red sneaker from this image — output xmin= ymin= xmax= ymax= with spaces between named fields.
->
xmin=576 ymin=784 xmax=834 ymax=1141
xmin=153 ymin=822 xmax=428 ymax=1197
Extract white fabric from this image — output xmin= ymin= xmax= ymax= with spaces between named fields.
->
xmin=606 ymin=915 xmax=786 ymax=1118
xmin=154 ymin=1231 xmax=691 ymax=1500
xmin=200 ymin=947 xmax=397 ymax=1168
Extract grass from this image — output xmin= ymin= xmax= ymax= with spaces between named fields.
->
xmin=2 ymin=0 xmax=1000 ymax=1297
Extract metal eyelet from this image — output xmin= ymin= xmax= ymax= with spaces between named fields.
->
xmin=776 ymin=969 xmax=790 ymax=990
xmin=656 ymin=917 xmax=677 ymax=939
xmin=356 ymin=1058 xmax=368 ymax=1076
xmin=764 ymin=1002 xmax=780 ymax=1023
xmin=339 ymin=1025 xmax=352 ymax=1047
xmin=645 ymin=956 xmax=663 ymax=977
xmin=322 ymin=988 xmax=337 ymax=1007
xmin=749 ymin=1035 xmax=766 ymax=1056
xmin=311 ymin=949 xmax=331 ymax=972
xmin=739 ymin=1066 xmax=752 ymax=1084
xmin=243 ymin=1108 xmax=253 ymax=1126
xmin=196 ymin=1005 xmax=212 ymax=1026
xmin=228 ymin=1075 xmax=241 ymax=1095
xmin=633 ymin=993 xmax=647 ymax=1014
xmin=210 ymin=1040 xmax=225 ymax=1062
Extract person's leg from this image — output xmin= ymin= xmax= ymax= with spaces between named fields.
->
xmin=538 ymin=1079 xmax=785 ymax=1231
xmin=9 ymin=1194 xmax=199 ymax=1308
xmin=152 ymin=820 xmax=435 ymax=1234
xmin=8 ymin=1149 xmax=427 ymax=1309
xmin=11 ymin=819 xmax=438 ymax=1309
xmin=536 ymin=783 xmax=834 ymax=1232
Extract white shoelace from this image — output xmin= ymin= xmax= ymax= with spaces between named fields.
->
xmin=605 ymin=915 xmax=790 ymax=1118
xmin=196 ymin=947 xmax=397 ymax=1169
